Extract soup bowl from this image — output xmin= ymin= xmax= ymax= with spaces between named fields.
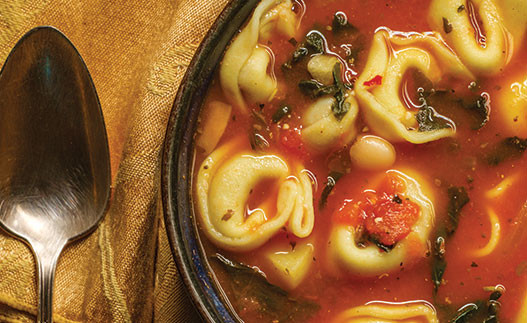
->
xmin=162 ymin=0 xmax=527 ymax=321
xmin=161 ymin=1 xmax=258 ymax=322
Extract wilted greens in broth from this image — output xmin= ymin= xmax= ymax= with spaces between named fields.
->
xmin=193 ymin=0 xmax=527 ymax=322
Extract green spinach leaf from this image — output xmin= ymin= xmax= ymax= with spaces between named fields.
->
xmin=213 ymin=254 xmax=320 ymax=322
xmin=332 ymin=12 xmax=358 ymax=34
xmin=298 ymin=80 xmax=338 ymax=98
xmin=446 ymin=186 xmax=470 ymax=235
xmin=463 ymin=94 xmax=490 ymax=130
xmin=485 ymin=136 xmax=527 ymax=166
xmin=330 ymin=63 xmax=351 ymax=120
xmin=249 ymin=110 xmax=270 ymax=151
xmin=449 ymin=302 xmax=481 ymax=323
xmin=432 ymin=236 xmax=447 ymax=293
xmin=272 ymin=104 xmax=292 ymax=123
xmin=319 ymin=171 xmax=343 ymax=209
xmin=305 ymin=30 xmax=325 ymax=54
xmin=415 ymin=90 xmax=451 ymax=132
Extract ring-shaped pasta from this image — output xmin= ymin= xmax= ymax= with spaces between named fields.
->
xmin=220 ymin=0 xmax=298 ymax=113
xmin=333 ymin=301 xmax=439 ymax=323
xmin=356 ymin=29 xmax=473 ymax=143
xmin=302 ymin=95 xmax=359 ymax=152
xmin=328 ymin=170 xmax=434 ymax=277
xmin=428 ymin=0 xmax=512 ymax=75
xmin=196 ymin=141 xmax=315 ymax=251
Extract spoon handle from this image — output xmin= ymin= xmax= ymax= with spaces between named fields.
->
xmin=35 ymin=240 xmax=66 ymax=323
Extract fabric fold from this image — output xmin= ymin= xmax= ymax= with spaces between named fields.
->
xmin=0 ymin=0 xmax=228 ymax=321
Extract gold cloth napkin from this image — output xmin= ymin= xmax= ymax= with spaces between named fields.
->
xmin=0 ymin=0 xmax=229 ymax=321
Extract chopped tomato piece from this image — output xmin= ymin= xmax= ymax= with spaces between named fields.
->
xmin=363 ymin=75 xmax=383 ymax=87
xmin=382 ymin=172 xmax=408 ymax=195
xmin=333 ymin=173 xmax=420 ymax=247
xmin=362 ymin=191 xmax=420 ymax=245
xmin=279 ymin=128 xmax=309 ymax=159
xmin=334 ymin=199 xmax=364 ymax=227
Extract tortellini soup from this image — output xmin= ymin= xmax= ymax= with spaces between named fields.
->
xmin=193 ymin=0 xmax=527 ymax=321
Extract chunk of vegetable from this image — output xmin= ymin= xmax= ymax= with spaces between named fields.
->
xmin=307 ymin=54 xmax=339 ymax=85
xmin=334 ymin=172 xmax=420 ymax=246
xmin=267 ymin=242 xmax=314 ymax=289
xmin=196 ymin=101 xmax=232 ymax=154
xmin=280 ymin=128 xmax=309 ymax=159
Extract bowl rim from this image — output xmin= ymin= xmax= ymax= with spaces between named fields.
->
xmin=161 ymin=0 xmax=260 ymax=322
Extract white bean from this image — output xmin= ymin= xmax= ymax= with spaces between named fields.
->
xmin=349 ymin=135 xmax=396 ymax=170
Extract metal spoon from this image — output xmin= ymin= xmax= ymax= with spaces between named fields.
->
xmin=0 ymin=27 xmax=110 ymax=322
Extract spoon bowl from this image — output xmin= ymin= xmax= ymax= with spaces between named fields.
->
xmin=0 ymin=26 xmax=110 ymax=322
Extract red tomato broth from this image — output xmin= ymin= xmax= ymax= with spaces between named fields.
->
xmin=193 ymin=0 xmax=527 ymax=322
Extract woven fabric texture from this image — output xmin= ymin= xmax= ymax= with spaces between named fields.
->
xmin=0 ymin=0 xmax=229 ymax=321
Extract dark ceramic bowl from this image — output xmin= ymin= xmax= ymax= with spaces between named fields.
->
xmin=161 ymin=1 xmax=260 ymax=322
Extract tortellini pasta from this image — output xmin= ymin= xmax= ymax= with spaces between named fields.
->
xmin=333 ymin=302 xmax=439 ymax=323
xmin=238 ymin=46 xmax=277 ymax=104
xmin=302 ymin=95 xmax=359 ymax=152
xmin=280 ymin=166 xmax=315 ymax=238
xmin=259 ymin=0 xmax=299 ymax=41
xmin=518 ymin=290 xmax=527 ymax=323
xmin=328 ymin=170 xmax=434 ymax=276
xmin=498 ymin=0 xmax=527 ymax=50
xmin=496 ymin=75 xmax=527 ymax=137
xmin=429 ymin=0 xmax=512 ymax=75
xmin=220 ymin=0 xmax=299 ymax=113
xmin=196 ymin=141 xmax=315 ymax=251
xmin=356 ymin=29 xmax=473 ymax=143
xmin=301 ymin=54 xmax=359 ymax=152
